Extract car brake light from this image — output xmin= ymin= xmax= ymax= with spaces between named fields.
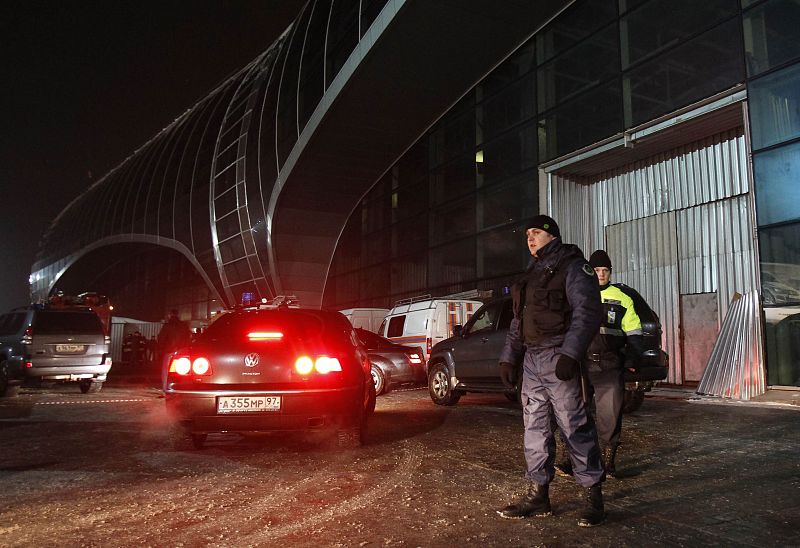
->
xmin=168 ymin=356 xmax=212 ymax=376
xmin=248 ymin=331 xmax=284 ymax=341
xmin=22 ymin=327 xmax=33 ymax=345
xmin=426 ymin=337 xmax=432 ymax=355
xmin=408 ymin=353 xmax=423 ymax=364
xmin=25 ymin=361 xmax=32 ymax=369
xmin=294 ymin=355 xmax=342 ymax=375
xmin=104 ymin=335 xmax=111 ymax=344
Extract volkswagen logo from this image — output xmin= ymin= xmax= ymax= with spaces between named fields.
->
xmin=244 ymin=353 xmax=260 ymax=367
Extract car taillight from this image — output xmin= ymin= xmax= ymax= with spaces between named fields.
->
xmin=426 ymin=337 xmax=432 ymax=355
xmin=408 ymin=353 xmax=423 ymax=364
xmin=247 ymin=331 xmax=284 ymax=341
xmin=294 ymin=355 xmax=342 ymax=375
xmin=104 ymin=335 xmax=111 ymax=345
xmin=22 ymin=327 xmax=33 ymax=345
xmin=168 ymin=356 xmax=212 ymax=376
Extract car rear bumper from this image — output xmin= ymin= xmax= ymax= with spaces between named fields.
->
xmin=165 ymin=386 xmax=364 ymax=434
xmin=23 ymin=359 xmax=111 ymax=381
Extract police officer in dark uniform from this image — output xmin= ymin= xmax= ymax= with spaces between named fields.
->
xmin=584 ymin=250 xmax=644 ymax=477
xmin=497 ymin=215 xmax=606 ymax=527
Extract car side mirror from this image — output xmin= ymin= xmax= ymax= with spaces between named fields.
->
xmin=453 ymin=324 xmax=463 ymax=337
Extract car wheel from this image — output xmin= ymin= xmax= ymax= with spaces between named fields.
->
xmin=428 ymin=362 xmax=461 ymax=406
xmin=622 ymin=389 xmax=645 ymax=414
xmin=79 ymin=380 xmax=103 ymax=394
xmin=370 ymin=364 xmax=388 ymax=395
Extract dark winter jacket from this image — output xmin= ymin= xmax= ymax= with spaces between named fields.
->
xmin=500 ymin=238 xmax=602 ymax=363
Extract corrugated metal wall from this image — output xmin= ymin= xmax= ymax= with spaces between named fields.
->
xmin=550 ymin=128 xmax=760 ymax=386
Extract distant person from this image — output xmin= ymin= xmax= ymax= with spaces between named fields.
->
xmin=570 ymin=250 xmax=645 ymax=478
xmin=497 ymin=215 xmax=606 ymax=527
xmin=157 ymin=309 xmax=191 ymax=367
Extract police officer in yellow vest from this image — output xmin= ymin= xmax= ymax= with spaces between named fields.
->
xmin=584 ymin=250 xmax=644 ymax=478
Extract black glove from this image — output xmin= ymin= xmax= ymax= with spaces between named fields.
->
xmin=499 ymin=362 xmax=515 ymax=389
xmin=555 ymin=354 xmax=579 ymax=381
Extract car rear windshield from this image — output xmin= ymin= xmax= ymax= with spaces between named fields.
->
xmin=34 ymin=311 xmax=104 ymax=334
xmin=204 ymin=310 xmax=351 ymax=349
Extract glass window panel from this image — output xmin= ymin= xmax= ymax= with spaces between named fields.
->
xmin=429 ymin=155 xmax=475 ymax=205
xmin=749 ymin=62 xmax=800 ymax=150
xmin=480 ymin=121 xmax=538 ymax=186
xmin=360 ymin=262 xmax=390 ymax=299
xmin=539 ymin=81 xmax=622 ymax=161
xmin=479 ymin=174 xmax=539 ymax=230
xmin=537 ymin=24 xmax=619 ymax=113
xmin=480 ymin=72 xmax=536 ymax=142
xmin=620 ymin=0 xmax=738 ymax=69
xmin=759 ymin=222 xmax=800 ymax=387
xmin=361 ymin=193 xmax=391 ymax=233
xmin=753 ymin=141 xmax=800 ymax=226
xmin=218 ymin=237 xmax=245 ymax=264
xmin=215 ymin=210 xmax=243 ymax=241
xmin=391 ymin=253 xmax=427 ymax=295
xmin=478 ymin=224 xmax=532 ymax=278
xmin=428 ymin=110 xmax=476 ymax=168
xmin=743 ymin=0 xmax=800 ymax=77
xmin=431 ymin=196 xmax=476 ymax=245
xmin=479 ymin=41 xmax=536 ymax=100
xmin=536 ymin=0 xmax=617 ymax=65
xmin=396 ymin=142 xmax=428 ymax=188
xmin=429 ymin=238 xmax=476 ymax=289
xmin=214 ymin=186 xmax=238 ymax=217
xmin=391 ymin=214 xmax=428 ymax=258
xmin=623 ymin=20 xmax=744 ymax=128
xmin=362 ymin=227 xmax=391 ymax=266
xmin=393 ymin=181 xmax=428 ymax=223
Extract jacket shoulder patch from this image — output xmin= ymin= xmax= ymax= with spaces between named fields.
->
xmin=582 ymin=263 xmax=595 ymax=277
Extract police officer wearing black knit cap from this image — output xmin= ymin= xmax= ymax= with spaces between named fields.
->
xmin=583 ymin=250 xmax=644 ymax=478
xmin=497 ymin=215 xmax=606 ymax=527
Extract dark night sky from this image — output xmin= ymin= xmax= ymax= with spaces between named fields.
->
xmin=0 ymin=0 xmax=305 ymax=313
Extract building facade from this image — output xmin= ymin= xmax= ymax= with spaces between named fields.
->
xmin=31 ymin=0 xmax=800 ymax=393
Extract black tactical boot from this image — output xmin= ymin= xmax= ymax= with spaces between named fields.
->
xmin=497 ymin=483 xmax=552 ymax=519
xmin=577 ymin=483 xmax=606 ymax=527
xmin=602 ymin=445 xmax=617 ymax=479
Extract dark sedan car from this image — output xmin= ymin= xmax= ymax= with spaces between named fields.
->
xmin=164 ymin=305 xmax=376 ymax=449
xmin=354 ymin=328 xmax=425 ymax=395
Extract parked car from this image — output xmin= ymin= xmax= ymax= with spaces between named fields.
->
xmin=427 ymin=297 xmax=519 ymax=406
xmin=163 ymin=303 xmax=376 ymax=449
xmin=0 ymin=305 xmax=111 ymax=396
xmin=354 ymin=327 xmax=425 ymax=395
xmin=426 ymin=295 xmax=667 ymax=412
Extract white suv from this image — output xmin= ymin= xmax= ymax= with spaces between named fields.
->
xmin=0 ymin=306 xmax=111 ymax=396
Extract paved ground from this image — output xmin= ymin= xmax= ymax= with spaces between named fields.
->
xmin=0 ymin=381 xmax=798 ymax=547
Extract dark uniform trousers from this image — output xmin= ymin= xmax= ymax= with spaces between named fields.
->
xmin=586 ymin=358 xmax=624 ymax=450
xmin=522 ymin=346 xmax=604 ymax=488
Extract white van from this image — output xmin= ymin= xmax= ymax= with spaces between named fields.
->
xmin=338 ymin=308 xmax=390 ymax=333
xmin=378 ymin=295 xmax=483 ymax=362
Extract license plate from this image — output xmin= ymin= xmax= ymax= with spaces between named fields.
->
xmin=55 ymin=344 xmax=85 ymax=354
xmin=217 ymin=396 xmax=281 ymax=414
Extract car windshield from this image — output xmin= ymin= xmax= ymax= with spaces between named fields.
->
xmin=34 ymin=310 xmax=103 ymax=334
xmin=203 ymin=309 xmax=351 ymax=352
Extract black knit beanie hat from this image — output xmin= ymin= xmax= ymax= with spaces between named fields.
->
xmin=526 ymin=215 xmax=560 ymax=238
xmin=589 ymin=250 xmax=612 ymax=269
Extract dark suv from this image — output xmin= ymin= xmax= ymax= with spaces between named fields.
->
xmin=164 ymin=304 xmax=376 ymax=449
xmin=426 ymin=296 xmax=667 ymax=412
xmin=0 ymin=306 xmax=111 ymax=396
xmin=427 ymin=297 xmax=519 ymax=406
